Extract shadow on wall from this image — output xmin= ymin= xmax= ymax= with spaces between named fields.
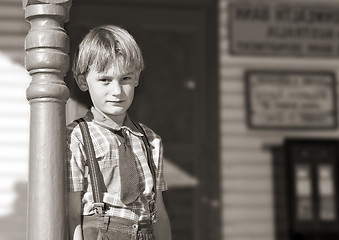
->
xmin=0 ymin=182 xmax=27 ymax=240
xmin=0 ymin=52 xmax=30 ymax=240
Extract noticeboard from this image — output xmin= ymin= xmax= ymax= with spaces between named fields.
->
xmin=245 ymin=71 xmax=338 ymax=129
xmin=229 ymin=0 xmax=339 ymax=57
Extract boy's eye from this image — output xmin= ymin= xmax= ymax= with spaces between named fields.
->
xmin=98 ymin=78 xmax=111 ymax=83
xmin=121 ymin=76 xmax=132 ymax=81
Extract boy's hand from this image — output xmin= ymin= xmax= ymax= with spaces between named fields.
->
xmin=153 ymin=192 xmax=172 ymax=240
xmin=68 ymin=192 xmax=83 ymax=240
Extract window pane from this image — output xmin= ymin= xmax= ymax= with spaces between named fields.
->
xmin=318 ymin=164 xmax=336 ymax=221
xmin=295 ymin=164 xmax=313 ymax=220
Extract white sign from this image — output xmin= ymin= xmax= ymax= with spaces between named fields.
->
xmin=229 ymin=1 xmax=339 ymax=57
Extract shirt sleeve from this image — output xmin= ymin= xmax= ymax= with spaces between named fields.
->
xmin=137 ymin=123 xmax=168 ymax=192
xmin=155 ymin=139 xmax=168 ymax=192
xmin=67 ymin=124 xmax=86 ymax=192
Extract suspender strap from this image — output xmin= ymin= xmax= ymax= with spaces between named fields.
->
xmin=132 ymin=121 xmax=158 ymax=222
xmin=76 ymin=118 xmax=105 ymax=215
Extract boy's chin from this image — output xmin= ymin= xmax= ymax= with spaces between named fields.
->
xmin=103 ymin=109 xmax=127 ymax=118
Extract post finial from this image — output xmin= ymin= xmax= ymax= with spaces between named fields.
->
xmin=24 ymin=0 xmax=71 ymax=103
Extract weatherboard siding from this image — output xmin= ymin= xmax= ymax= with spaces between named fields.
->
xmin=220 ymin=0 xmax=339 ymax=240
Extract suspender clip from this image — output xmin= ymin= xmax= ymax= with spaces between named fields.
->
xmin=149 ymin=199 xmax=157 ymax=223
xmin=93 ymin=203 xmax=105 ymax=216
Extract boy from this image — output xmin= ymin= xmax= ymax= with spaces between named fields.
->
xmin=67 ymin=25 xmax=172 ymax=240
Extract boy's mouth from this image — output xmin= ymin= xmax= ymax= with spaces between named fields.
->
xmin=107 ymin=100 xmax=124 ymax=104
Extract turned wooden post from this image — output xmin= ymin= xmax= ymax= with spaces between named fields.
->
xmin=23 ymin=1 xmax=72 ymax=239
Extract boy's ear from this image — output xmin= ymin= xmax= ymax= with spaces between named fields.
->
xmin=76 ymin=75 xmax=88 ymax=92
xmin=134 ymin=74 xmax=140 ymax=87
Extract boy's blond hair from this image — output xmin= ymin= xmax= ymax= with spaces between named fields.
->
xmin=72 ymin=25 xmax=144 ymax=81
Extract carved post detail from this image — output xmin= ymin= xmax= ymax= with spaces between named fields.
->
xmin=23 ymin=1 xmax=72 ymax=239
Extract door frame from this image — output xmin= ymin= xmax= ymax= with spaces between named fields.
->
xmin=66 ymin=1 xmax=220 ymax=239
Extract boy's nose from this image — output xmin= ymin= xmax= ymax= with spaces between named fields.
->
xmin=109 ymin=79 xmax=122 ymax=95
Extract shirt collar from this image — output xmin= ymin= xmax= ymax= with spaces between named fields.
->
xmin=84 ymin=107 xmax=143 ymax=137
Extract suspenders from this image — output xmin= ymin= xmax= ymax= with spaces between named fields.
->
xmin=75 ymin=118 xmax=157 ymax=221
xmin=132 ymin=121 xmax=158 ymax=223
xmin=76 ymin=119 xmax=105 ymax=215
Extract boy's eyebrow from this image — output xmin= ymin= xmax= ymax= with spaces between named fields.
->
xmin=122 ymin=71 xmax=135 ymax=76
xmin=96 ymin=71 xmax=135 ymax=78
xmin=96 ymin=73 xmax=110 ymax=78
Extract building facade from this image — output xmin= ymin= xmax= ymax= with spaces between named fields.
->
xmin=0 ymin=0 xmax=339 ymax=239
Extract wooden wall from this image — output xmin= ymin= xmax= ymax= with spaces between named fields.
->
xmin=0 ymin=0 xmax=28 ymax=64
xmin=219 ymin=1 xmax=339 ymax=240
xmin=0 ymin=1 xmax=30 ymax=239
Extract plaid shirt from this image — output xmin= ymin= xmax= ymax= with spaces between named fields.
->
xmin=67 ymin=107 xmax=167 ymax=221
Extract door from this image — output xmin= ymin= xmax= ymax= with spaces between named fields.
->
xmin=286 ymin=139 xmax=339 ymax=240
xmin=65 ymin=1 xmax=219 ymax=239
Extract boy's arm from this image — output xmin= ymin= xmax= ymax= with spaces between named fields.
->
xmin=153 ymin=191 xmax=172 ymax=240
xmin=68 ymin=192 xmax=83 ymax=240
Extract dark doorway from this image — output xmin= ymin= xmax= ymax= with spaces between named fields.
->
xmin=286 ymin=139 xmax=339 ymax=240
xmin=273 ymin=139 xmax=339 ymax=240
xmin=65 ymin=1 xmax=219 ymax=240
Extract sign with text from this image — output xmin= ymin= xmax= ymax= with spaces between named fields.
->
xmin=229 ymin=1 xmax=339 ymax=57
xmin=245 ymin=71 xmax=337 ymax=129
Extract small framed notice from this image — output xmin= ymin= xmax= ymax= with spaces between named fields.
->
xmin=245 ymin=71 xmax=338 ymax=129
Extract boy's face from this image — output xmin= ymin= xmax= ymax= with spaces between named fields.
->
xmin=79 ymin=65 xmax=139 ymax=124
